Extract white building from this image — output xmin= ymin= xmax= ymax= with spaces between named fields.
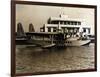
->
xmin=40 ymin=15 xmax=90 ymax=35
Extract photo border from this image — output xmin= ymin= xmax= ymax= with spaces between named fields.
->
xmin=11 ymin=0 xmax=97 ymax=77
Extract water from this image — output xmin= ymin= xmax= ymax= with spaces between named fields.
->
xmin=16 ymin=43 xmax=95 ymax=74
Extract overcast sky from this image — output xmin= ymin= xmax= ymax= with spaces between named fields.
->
xmin=16 ymin=4 xmax=95 ymax=34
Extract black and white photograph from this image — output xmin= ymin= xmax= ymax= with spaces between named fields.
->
xmin=11 ymin=1 xmax=97 ymax=76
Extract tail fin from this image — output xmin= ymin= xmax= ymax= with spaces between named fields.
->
xmin=29 ymin=23 xmax=35 ymax=32
xmin=17 ymin=22 xmax=26 ymax=37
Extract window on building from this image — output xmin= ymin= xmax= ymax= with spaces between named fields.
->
xmin=67 ymin=21 xmax=70 ymax=25
xmin=53 ymin=27 xmax=57 ymax=32
xmin=51 ymin=21 xmax=58 ymax=24
xmin=78 ymin=22 xmax=81 ymax=25
xmin=64 ymin=21 xmax=67 ymax=25
xmin=70 ymin=22 xmax=72 ymax=25
xmin=74 ymin=22 xmax=77 ymax=25
xmin=73 ymin=22 xmax=76 ymax=25
xmin=48 ymin=27 xmax=51 ymax=32
xmin=55 ymin=21 xmax=59 ymax=24
xmin=71 ymin=21 xmax=74 ymax=25
xmin=60 ymin=21 xmax=63 ymax=24
xmin=83 ymin=28 xmax=86 ymax=32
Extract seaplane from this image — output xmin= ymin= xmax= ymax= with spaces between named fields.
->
xmin=16 ymin=15 xmax=92 ymax=48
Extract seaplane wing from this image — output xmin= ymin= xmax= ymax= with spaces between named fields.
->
xmin=25 ymin=32 xmax=58 ymax=48
xmin=16 ymin=32 xmax=58 ymax=48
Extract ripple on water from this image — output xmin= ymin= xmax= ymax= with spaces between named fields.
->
xmin=16 ymin=43 xmax=95 ymax=73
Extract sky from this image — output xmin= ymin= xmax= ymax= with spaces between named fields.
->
xmin=16 ymin=4 xmax=95 ymax=34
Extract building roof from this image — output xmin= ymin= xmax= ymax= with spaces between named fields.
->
xmin=44 ymin=24 xmax=90 ymax=28
xmin=50 ymin=17 xmax=83 ymax=22
xmin=49 ymin=15 xmax=84 ymax=22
